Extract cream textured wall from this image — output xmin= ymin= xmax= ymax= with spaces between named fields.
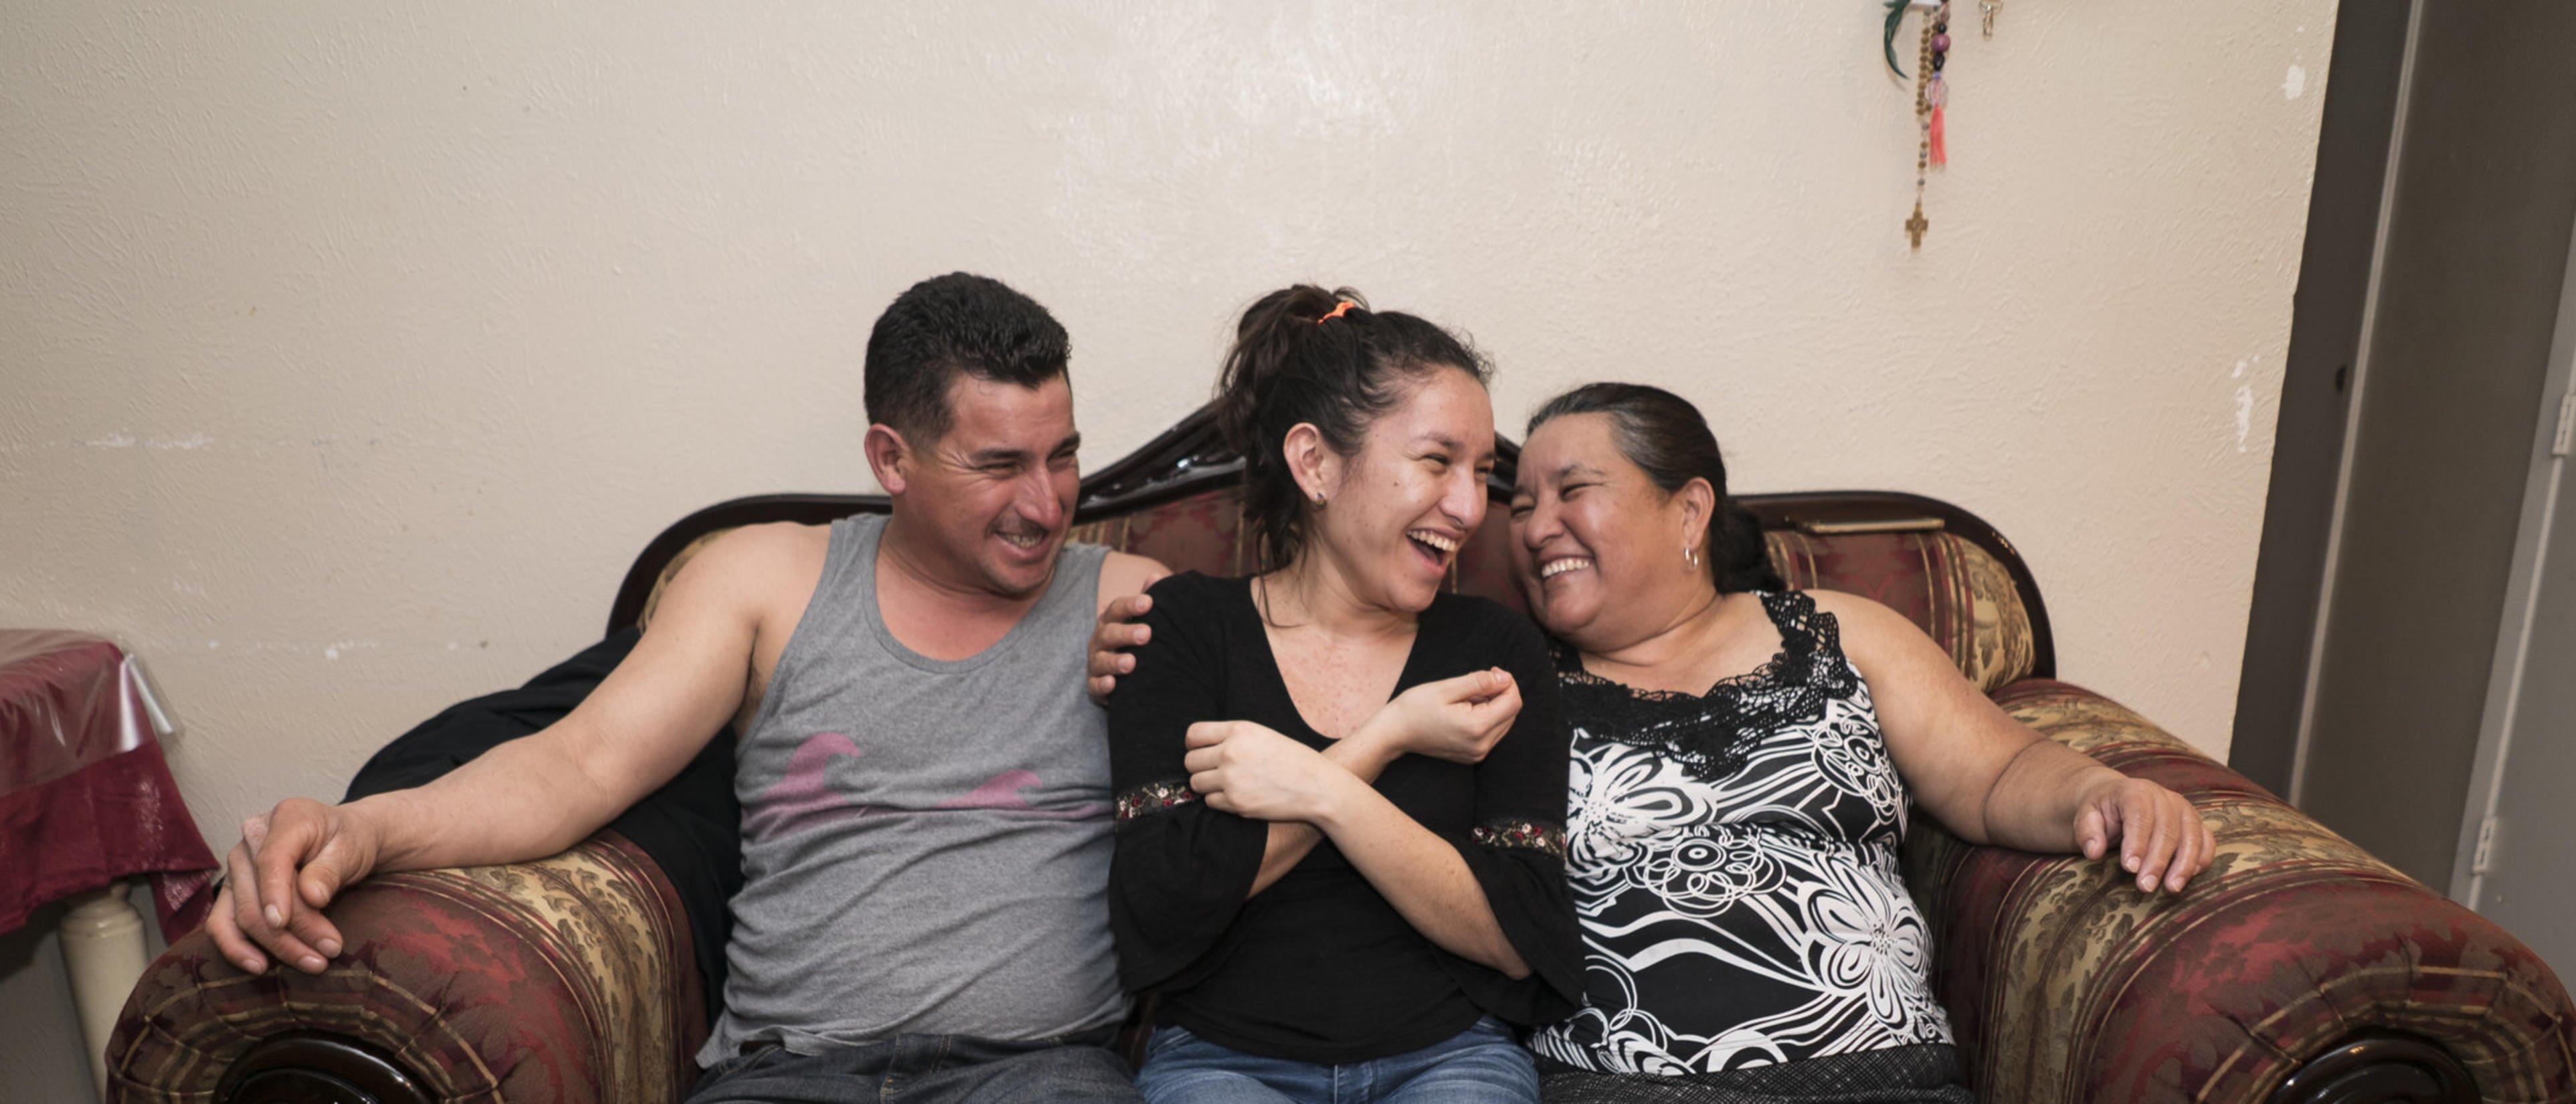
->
xmin=1 ymin=2 xmax=2325 ymax=1096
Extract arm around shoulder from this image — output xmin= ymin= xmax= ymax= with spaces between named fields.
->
xmin=1095 ymin=550 xmax=1171 ymax=614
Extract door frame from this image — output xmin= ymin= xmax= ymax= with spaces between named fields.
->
xmin=2229 ymin=0 xmax=2418 ymax=798
xmin=2448 ymin=204 xmax=2576 ymax=905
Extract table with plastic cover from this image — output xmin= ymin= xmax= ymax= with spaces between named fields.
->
xmin=0 ymin=630 xmax=218 ymax=1100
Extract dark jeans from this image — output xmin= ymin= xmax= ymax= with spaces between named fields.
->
xmin=1135 ymin=1018 xmax=1540 ymax=1104
xmin=688 ymin=1031 xmax=1143 ymax=1104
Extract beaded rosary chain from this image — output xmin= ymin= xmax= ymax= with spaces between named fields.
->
xmin=1904 ymin=0 xmax=1951 ymax=250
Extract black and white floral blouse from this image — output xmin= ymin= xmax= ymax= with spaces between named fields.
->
xmin=1527 ymin=590 xmax=1955 ymax=1075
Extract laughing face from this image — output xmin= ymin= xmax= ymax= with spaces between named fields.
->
xmin=880 ymin=373 xmax=1082 ymax=599
xmin=1298 ymin=367 xmax=1496 ymax=614
xmin=1507 ymin=411 xmax=1709 ymax=650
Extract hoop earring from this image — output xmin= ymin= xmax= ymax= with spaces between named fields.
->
xmin=1685 ymin=545 xmax=1701 ymax=568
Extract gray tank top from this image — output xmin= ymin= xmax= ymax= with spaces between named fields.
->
xmin=701 ymin=514 xmax=1125 ymax=1063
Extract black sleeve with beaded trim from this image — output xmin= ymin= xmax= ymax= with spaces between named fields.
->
xmin=1103 ymin=572 xmax=1269 ymax=994
xmin=1438 ymin=602 xmax=1584 ymax=1024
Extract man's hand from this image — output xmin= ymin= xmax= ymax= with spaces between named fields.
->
xmin=2073 ymin=775 xmax=2216 ymax=894
xmin=1356 ymin=668 xmax=1520 ymax=765
xmin=205 ymin=797 xmax=385 ymax=975
xmin=1182 ymin=721 xmax=1350 ymax=822
xmin=1087 ymin=593 xmax=1153 ymax=705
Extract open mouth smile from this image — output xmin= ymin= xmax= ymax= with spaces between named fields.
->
xmin=1539 ymin=555 xmax=1593 ymax=580
xmin=1407 ymin=529 xmax=1462 ymax=569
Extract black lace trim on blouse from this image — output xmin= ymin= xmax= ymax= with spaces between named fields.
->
xmin=1552 ymin=591 xmax=1857 ymax=784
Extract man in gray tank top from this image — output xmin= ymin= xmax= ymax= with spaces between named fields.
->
xmin=207 ymin=274 xmax=1169 ymax=1103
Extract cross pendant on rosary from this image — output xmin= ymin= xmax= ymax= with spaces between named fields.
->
xmin=1980 ymin=0 xmax=1999 ymax=38
xmin=1905 ymin=207 xmax=1930 ymax=249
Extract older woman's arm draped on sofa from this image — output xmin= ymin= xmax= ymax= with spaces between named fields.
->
xmin=1815 ymin=589 xmax=2215 ymax=895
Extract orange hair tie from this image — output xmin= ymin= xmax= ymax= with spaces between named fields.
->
xmin=1317 ymin=300 xmax=1358 ymax=325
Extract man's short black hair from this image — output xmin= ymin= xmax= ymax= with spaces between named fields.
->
xmin=864 ymin=272 xmax=1071 ymax=442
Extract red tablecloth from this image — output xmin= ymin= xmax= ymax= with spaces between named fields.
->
xmin=0 ymin=631 xmax=217 ymax=940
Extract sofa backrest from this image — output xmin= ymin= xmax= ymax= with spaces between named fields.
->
xmin=1760 ymin=525 xmax=2037 ymax=694
xmin=1067 ymin=485 xmax=2039 ymax=694
xmin=635 ymin=484 xmax=2042 ymax=694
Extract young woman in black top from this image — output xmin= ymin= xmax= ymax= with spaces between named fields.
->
xmin=1107 ymin=286 xmax=1581 ymax=1103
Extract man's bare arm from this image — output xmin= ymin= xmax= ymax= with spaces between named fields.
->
xmin=209 ymin=525 xmax=812 ymax=974
xmin=369 ymin=531 xmax=785 ymax=866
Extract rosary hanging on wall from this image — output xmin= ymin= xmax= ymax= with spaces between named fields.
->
xmin=1883 ymin=0 xmax=1998 ymax=250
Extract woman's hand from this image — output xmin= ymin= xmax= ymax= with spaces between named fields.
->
xmin=1087 ymin=594 xmax=1153 ymax=705
xmin=1184 ymin=721 xmax=1352 ymax=822
xmin=2074 ymin=773 xmax=2217 ymax=894
xmin=1357 ymin=668 xmax=1522 ymax=765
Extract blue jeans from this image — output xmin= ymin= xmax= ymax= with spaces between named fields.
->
xmin=1136 ymin=1018 xmax=1539 ymax=1104
xmin=688 ymin=1031 xmax=1141 ymax=1104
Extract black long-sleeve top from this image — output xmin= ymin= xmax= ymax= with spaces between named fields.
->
xmin=1106 ymin=571 xmax=1582 ymax=1064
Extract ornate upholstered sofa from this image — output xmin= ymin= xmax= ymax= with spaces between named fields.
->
xmin=107 ymin=411 xmax=2573 ymax=1103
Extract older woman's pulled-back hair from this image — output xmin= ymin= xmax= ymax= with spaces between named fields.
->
xmin=1528 ymin=383 xmax=1784 ymax=595
xmin=1214 ymin=285 xmax=1489 ymax=575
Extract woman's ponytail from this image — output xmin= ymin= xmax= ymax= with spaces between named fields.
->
xmin=1713 ymin=501 xmax=1784 ymax=593
xmin=1214 ymin=286 xmax=1487 ymax=573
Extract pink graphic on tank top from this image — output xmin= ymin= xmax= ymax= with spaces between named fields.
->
xmin=743 ymin=732 xmax=871 ymax=840
xmin=936 ymin=769 xmax=1108 ymax=820
xmin=747 ymin=733 xmax=1109 ymax=840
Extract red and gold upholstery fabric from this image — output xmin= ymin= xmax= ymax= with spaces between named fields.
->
xmin=1764 ymin=529 xmax=2035 ymax=694
xmin=1905 ymin=680 xmax=2575 ymax=1104
xmin=1071 ymin=490 xmax=1262 ymax=583
xmin=108 ymin=830 xmax=704 ymax=1104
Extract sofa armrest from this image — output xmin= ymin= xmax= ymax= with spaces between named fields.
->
xmin=106 ymin=830 xmax=707 ymax=1104
xmin=1902 ymin=679 xmax=2573 ymax=1104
